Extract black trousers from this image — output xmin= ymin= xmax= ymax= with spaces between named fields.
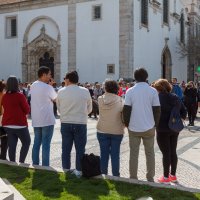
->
xmin=4 ymin=127 xmax=31 ymax=163
xmin=53 ymin=102 xmax=57 ymax=116
xmin=0 ymin=127 xmax=8 ymax=160
xmin=187 ymin=104 xmax=197 ymax=123
xmin=157 ymin=130 xmax=179 ymax=177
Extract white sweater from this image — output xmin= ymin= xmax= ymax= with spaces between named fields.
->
xmin=57 ymin=85 xmax=92 ymax=124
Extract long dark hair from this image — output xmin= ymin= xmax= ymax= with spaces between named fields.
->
xmin=6 ymin=76 xmax=19 ymax=93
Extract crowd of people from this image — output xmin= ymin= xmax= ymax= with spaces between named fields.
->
xmin=0 ymin=66 xmax=199 ymax=184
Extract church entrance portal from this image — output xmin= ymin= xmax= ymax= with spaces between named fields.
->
xmin=161 ymin=46 xmax=172 ymax=81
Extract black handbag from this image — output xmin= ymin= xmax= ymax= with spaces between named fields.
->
xmin=81 ymin=153 xmax=101 ymax=178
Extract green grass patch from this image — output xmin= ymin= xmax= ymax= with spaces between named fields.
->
xmin=0 ymin=163 xmax=199 ymax=200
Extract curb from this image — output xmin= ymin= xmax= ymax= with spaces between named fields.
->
xmin=0 ymin=177 xmax=14 ymax=200
xmin=0 ymin=159 xmax=200 ymax=194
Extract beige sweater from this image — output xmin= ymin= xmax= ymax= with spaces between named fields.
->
xmin=97 ymin=93 xmax=125 ymax=135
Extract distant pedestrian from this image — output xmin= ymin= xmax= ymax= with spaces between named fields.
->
xmin=184 ymin=81 xmax=198 ymax=126
xmin=97 ymin=80 xmax=125 ymax=176
xmin=154 ymin=79 xmax=187 ymax=183
xmin=57 ymin=71 xmax=92 ymax=177
xmin=31 ymin=66 xmax=57 ymax=166
xmin=93 ymin=84 xmax=103 ymax=100
xmin=171 ymin=78 xmax=183 ymax=100
xmin=2 ymin=76 xmax=30 ymax=163
xmin=118 ymin=82 xmax=128 ymax=98
xmin=123 ymin=68 xmax=161 ymax=182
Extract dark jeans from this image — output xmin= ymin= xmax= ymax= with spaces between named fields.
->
xmin=0 ymin=127 xmax=8 ymax=160
xmin=157 ymin=130 xmax=179 ymax=177
xmin=4 ymin=127 xmax=31 ymax=163
xmin=61 ymin=123 xmax=87 ymax=171
xmin=97 ymin=132 xmax=123 ymax=176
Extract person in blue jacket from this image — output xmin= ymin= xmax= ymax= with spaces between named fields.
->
xmin=171 ymin=78 xmax=183 ymax=100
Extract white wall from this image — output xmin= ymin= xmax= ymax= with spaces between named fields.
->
xmin=133 ymin=0 xmax=188 ymax=83
xmin=76 ymin=0 xmax=119 ymax=83
xmin=0 ymin=5 xmax=68 ymax=82
xmin=0 ymin=0 xmax=189 ymax=83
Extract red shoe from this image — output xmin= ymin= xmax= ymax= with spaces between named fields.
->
xmin=157 ymin=176 xmax=170 ymax=184
xmin=169 ymin=174 xmax=178 ymax=183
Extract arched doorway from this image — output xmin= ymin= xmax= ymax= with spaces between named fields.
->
xmin=22 ymin=17 xmax=61 ymax=83
xmin=39 ymin=52 xmax=55 ymax=78
xmin=161 ymin=46 xmax=172 ymax=81
xmin=26 ymin=27 xmax=58 ymax=82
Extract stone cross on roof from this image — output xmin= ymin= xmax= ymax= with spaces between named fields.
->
xmin=40 ymin=24 xmax=46 ymax=34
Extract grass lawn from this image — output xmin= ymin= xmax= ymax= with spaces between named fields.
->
xmin=0 ymin=163 xmax=200 ymax=200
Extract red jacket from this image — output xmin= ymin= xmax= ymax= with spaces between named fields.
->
xmin=118 ymin=87 xmax=128 ymax=97
xmin=2 ymin=92 xmax=30 ymax=126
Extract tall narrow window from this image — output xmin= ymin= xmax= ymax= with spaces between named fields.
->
xmin=163 ymin=0 xmax=169 ymax=24
xmin=141 ymin=0 xmax=148 ymax=26
xmin=6 ymin=16 xmax=17 ymax=38
xmin=180 ymin=13 xmax=185 ymax=43
xmin=92 ymin=5 xmax=102 ymax=20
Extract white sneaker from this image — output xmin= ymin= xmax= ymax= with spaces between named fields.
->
xmin=71 ymin=169 xmax=82 ymax=178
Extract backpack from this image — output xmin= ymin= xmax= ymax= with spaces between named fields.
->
xmin=81 ymin=153 xmax=101 ymax=178
xmin=168 ymin=100 xmax=184 ymax=133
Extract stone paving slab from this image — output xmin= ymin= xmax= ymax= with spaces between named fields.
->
xmin=0 ymin=178 xmax=13 ymax=200
xmin=2 ymin=179 xmax=25 ymax=200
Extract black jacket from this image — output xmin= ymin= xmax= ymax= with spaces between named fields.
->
xmin=157 ymin=92 xmax=187 ymax=132
xmin=184 ymin=87 xmax=197 ymax=106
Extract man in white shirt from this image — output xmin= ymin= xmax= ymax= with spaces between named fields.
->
xmin=30 ymin=66 xmax=57 ymax=166
xmin=123 ymin=68 xmax=161 ymax=182
xmin=57 ymin=71 xmax=92 ymax=177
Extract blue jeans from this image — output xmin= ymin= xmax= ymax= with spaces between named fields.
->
xmin=32 ymin=125 xmax=54 ymax=166
xmin=97 ymin=132 xmax=123 ymax=176
xmin=61 ymin=123 xmax=87 ymax=171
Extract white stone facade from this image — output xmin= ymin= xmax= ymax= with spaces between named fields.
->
xmin=0 ymin=0 xmax=189 ymax=83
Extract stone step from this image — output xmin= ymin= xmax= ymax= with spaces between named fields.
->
xmin=0 ymin=178 xmax=14 ymax=200
xmin=1 ymin=179 xmax=26 ymax=200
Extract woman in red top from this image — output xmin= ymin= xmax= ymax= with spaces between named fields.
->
xmin=2 ymin=76 xmax=31 ymax=163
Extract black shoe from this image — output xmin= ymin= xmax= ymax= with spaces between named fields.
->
xmin=188 ymin=123 xmax=191 ymax=126
xmin=190 ymin=122 xmax=194 ymax=126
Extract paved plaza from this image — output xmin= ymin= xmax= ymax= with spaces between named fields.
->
xmin=16 ymin=116 xmax=200 ymax=190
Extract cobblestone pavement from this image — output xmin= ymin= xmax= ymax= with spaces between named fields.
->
xmin=16 ymin=116 xmax=200 ymax=190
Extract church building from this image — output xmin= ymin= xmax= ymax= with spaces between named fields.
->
xmin=0 ymin=0 xmax=190 ymax=83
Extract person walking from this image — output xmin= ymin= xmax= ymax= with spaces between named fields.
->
xmin=97 ymin=80 xmax=125 ymax=176
xmin=31 ymin=66 xmax=57 ymax=166
xmin=57 ymin=71 xmax=92 ymax=177
xmin=123 ymin=68 xmax=161 ymax=182
xmin=171 ymin=78 xmax=183 ymax=100
xmin=1 ymin=76 xmax=30 ymax=163
xmin=0 ymin=80 xmax=7 ymax=160
xmin=153 ymin=79 xmax=187 ymax=183
xmin=184 ymin=81 xmax=198 ymax=126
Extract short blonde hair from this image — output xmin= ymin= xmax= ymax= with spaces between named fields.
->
xmin=154 ymin=79 xmax=172 ymax=93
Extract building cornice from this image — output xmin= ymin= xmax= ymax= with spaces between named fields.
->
xmin=0 ymin=0 xmax=95 ymax=14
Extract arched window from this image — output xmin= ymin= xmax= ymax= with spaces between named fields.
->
xmin=141 ymin=0 xmax=148 ymax=26
xmin=180 ymin=13 xmax=185 ymax=43
xmin=163 ymin=0 xmax=169 ymax=24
